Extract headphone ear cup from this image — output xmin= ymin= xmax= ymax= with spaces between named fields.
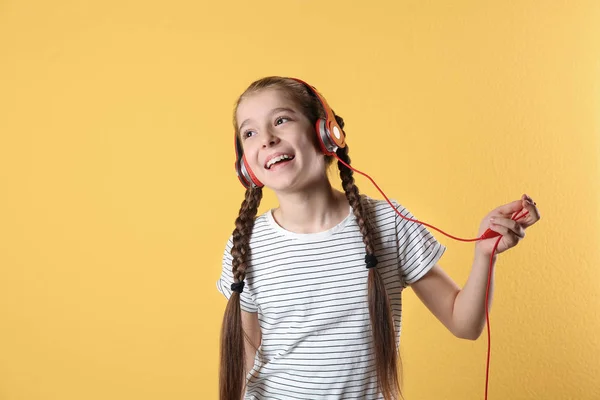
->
xmin=241 ymin=155 xmax=263 ymax=189
xmin=315 ymin=118 xmax=343 ymax=156
xmin=315 ymin=118 xmax=332 ymax=155
xmin=235 ymin=158 xmax=251 ymax=189
xmin=234 ymin=135 xmax=263 ymax=189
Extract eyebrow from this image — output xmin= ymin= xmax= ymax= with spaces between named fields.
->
xmin=238 ymin=107 xmax=297 ymax=133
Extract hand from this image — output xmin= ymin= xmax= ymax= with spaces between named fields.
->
xmin=475 ymin=194 xmax=541 ymax=257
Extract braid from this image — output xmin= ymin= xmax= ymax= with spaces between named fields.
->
xmin=220 ymin=187 xmax=263 ymax=400
xmin=338 ymin=158 xmax=375 ymax=253
xmin=337 ymin=139 xmax=402 ymax=400
xmin=335 ymin=115 xmax=374 ymax=255
xmin=231 ymin=188 xmax=263 ymax=282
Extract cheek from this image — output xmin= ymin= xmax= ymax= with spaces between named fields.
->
xmin=242 ymin=144 xmax=261 ymax=170
xmin=298 ymin=130 xmax=321 ymax=153
xmin=302 ymin=142 xmax=327 ymax=168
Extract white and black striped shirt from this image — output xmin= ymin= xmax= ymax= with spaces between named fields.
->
xmin=217 ymin=195 xmax=446 ymax=399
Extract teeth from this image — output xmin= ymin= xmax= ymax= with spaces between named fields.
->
xmin=266 ymin=154 xmax=293 ymax=169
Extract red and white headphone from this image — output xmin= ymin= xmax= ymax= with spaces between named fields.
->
xmin=234 ymin=78 xmax=347 ymax=189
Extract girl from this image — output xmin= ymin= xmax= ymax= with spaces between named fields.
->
xmin=216 ymin=76 xmax=540 ymax=400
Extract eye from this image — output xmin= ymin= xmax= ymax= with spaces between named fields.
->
xmin=242 ymin=130 xmax=256 ymax=139
xmin=275 ymin=116 xmax=290 ymax=126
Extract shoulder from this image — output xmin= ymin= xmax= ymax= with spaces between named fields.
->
xmin=222 ymin=210 xmax=281 ymax=255
xmin=360 ymin=194 xmax=408 ymax=221
xmin=358 ymin=195 xmax=409 ymax=240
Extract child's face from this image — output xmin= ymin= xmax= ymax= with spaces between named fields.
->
xmin=236 ymin=88 xmax=327 ymax=193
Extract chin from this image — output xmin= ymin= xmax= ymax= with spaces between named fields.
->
xmin=264 ymin=180 xmax=299 ymax=193
xmin=261 ymin=164 xmax=326 ymax=193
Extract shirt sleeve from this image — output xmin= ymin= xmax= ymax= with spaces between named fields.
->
xmin=216 ymin=235 xmax=259 ymax=313
xmin=392 ymin=200 xmax=447 ymax=287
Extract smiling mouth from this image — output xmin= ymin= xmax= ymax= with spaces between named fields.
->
xmin=265 ymin=154 xmax=295 ymax=169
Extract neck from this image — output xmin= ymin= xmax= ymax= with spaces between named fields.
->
xmin=273 ymin=179 xmax=350 ymax=234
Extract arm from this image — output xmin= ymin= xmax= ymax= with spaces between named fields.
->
xmin=241 ymin=310 xmax=262 ymax=396
xmin=410 ymin=195 xmax=539 ymax=341
xmin=410 ymin=252 xmax=496 ymax=340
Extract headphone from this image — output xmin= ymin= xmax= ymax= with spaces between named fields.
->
xmin=234 ymin=78 xmax=347 ymax=189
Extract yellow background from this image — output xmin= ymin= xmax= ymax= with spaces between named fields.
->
xmin=1 ymin=0 xmax=599 ymax=399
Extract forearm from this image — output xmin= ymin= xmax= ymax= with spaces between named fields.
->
xmin=452 ymin=251 xmax=498 ymax=340
xmin=244 ymin=345 xmax=256 ymax=379
xmin=242 ymin=339 xmax=259 ymax=398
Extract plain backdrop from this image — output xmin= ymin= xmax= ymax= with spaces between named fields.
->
xmin=1 ymin=1 xmax=599 ymax=399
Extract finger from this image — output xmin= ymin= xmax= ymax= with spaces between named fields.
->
xmin=518 ymin=197 xmax=541 ymax=227
xmin=489 ymin=221 xmax=522 ymax=245
xmin=490 ymin=217 xmax=526 ymax=239
xmin=495 ymin=199 xmax=525 ymax=217
xmin=523 ymin=193 xmax=537 ymax=206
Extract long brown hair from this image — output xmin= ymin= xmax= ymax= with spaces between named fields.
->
xmin=220 ymin=77 xmax=401 ymax=400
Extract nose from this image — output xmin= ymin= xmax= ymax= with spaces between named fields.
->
xmin=261 ymin=128 xmax=280 ymax=148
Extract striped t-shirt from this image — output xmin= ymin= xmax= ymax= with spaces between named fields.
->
xmin=216 ymin=195 xmax=446 ymax=399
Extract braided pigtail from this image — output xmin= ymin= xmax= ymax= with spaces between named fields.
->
xmin=336 ymin=118 xmax=401 ymax=400
xmin=219 ymin=187 xmax=263 ymax=400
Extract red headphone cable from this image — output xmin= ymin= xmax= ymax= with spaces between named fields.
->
xmin=334 ymin=154 xmax=529 ymax=400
